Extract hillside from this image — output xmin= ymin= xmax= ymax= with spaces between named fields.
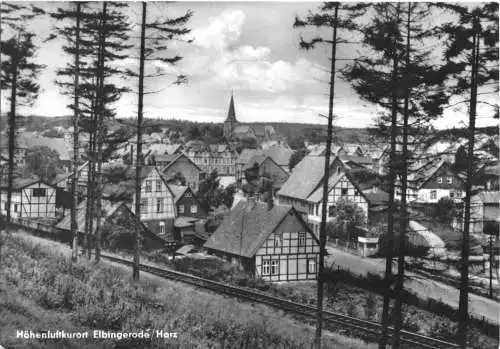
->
xmin=0 ymin=231 xmax=375 ymax=349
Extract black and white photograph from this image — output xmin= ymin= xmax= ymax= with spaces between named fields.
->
xmin=0 ymin=1 xmax=498 ymax=349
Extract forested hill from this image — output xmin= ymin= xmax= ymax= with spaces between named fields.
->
xmin=0 ymin=114 xmax=374 ymax=144
xmin=1 ymin=115 xmax=496 ymax=148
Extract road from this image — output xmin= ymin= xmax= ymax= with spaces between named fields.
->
xmin=326 ymin=245 xmax=500 ymax=325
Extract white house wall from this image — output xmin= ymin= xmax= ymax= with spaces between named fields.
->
xmin=132 ymin=169 xmax=175 ymax=221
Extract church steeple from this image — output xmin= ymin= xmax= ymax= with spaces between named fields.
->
xmin=224 ymin=92 xmax=238 ymax=139
xmin=226 ymin=91 xmax=237 ymax=122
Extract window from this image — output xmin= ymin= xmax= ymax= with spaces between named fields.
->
xmin=178 ymin=205 xmax=184 ymax=214
xmin=159 ymin=221 xmax=165 ymax=234
xmin=271 ymin=260 xmax=279 ymax=275
xmin=141 ymin=199 xmax=148 ymax=214
xmin=190 ymin=205 xmax=197 ymax=214
xmin=156 ymin=180 xmax=162 ymax=192
xmin=430 ymin=190 xmax=437 ymax=200
xmin=274 ymin=234 xmax=282 ymax=248
xmin=315 ymin=204 xmax=319 ymax=216
xmin=307 ymin=259 xmax=316 ymax=274
xmin=447 ymin=177 xmax=453 ymax=184
xmin=341 ymin=188 xmax=348 ymax=196
xmin=145 ymin=180 xmax=152 ymax=193
xmin=14 ymin=204 xmax=18 ymax=212
xmin=157 ymin=198 xmax=164 ymax=213
xmin=354 ymin=191 xmax=359 ymax=196
xmin=328 ymin=205 xmax=335 ymax=217
xmin=3 ymin=203 xmax=7 ymax=210
xmin=32 ymin=188 xmax=46 ymax=197
xmin=450 ymin=191 xmax=455 ymax=198
xmin=437 ymin=177 xmax=443 ymax=184
xmin=262 ymin=260 xmax=270 ymax=275
xmin=337 ymin=167 xmax=341 ymax=175
xmin=298 ymin=232 xmax=306 ymax=247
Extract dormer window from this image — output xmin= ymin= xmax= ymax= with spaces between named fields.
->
xmin=437 ymin=177 xmax=443 ymax=184
xmin=447 ymin=177 xmax=453 ymax=184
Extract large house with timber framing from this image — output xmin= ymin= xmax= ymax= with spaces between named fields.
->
xmin=0 ymin=176 xmax=57 ymax=219
xmin=130 ymin=166 xmax=176 ymax=237
xmin=204 ymin=200 xmax=320 ymax=282
xmin=276 ymin=156 xmax=370 ymax=238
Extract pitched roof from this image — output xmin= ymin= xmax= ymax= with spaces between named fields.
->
xmin=472 ymin=191 xmax=500 ymax=204
xmin=340 ymin=155 xmax=372 ymax=166
xmin=56 ymin=199 xmax=123 ymax=235
xmin=233 ymin=125 xmax=253 ymax=135
xmin=236 ymin=148 xmax=263 ymax=165
xmin=161 ymin=153 xmax=202 ymax=172
xmin=307 ymin=171 xmax=346 ymax=203
xmin=244 ymin=154 xmax=268 ymax=170
xmin=53 ymin=161 xmax=89 ymax=185
xmin=0 ymin=175 xmax=46 ymax=190
xmin=168 ymin=184 xmax=189 ymax=203
xmin=204 ymin=201 xmax=299 ymax=258
xmin=262 ymin=145 xmax=294 ymax=168
xmin=277 ymin=155 xmax=335 ymax=201
xmin=308 ymin=144 xmax=342 ymax=157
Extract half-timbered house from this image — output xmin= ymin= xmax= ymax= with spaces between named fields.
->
xmin=0 ymin=176 xmax=56 ymax=219
xmin=204 ymin=200 xmax=320 ymax=282
xmin=277 ymin=156 xmax=369 ymax=238
xmin=131 ymin=166 xmax=176 ymax=237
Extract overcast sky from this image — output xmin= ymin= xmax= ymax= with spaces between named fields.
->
xmin=1 ymin=1 xmax=498 ymax=129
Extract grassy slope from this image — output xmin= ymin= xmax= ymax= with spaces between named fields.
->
xmin=0 ymin=231 xmax=375 ymax=349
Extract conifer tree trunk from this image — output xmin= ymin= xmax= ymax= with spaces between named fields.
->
xmin=133 ymin=1 xmax=147 ymax=282
xmin=392 ymin=4 xmax=411 ymax=348
xmin=71 ymin=2 xmax=82 ymax=262
xmin=457 ymin=15 xmax=479 ymax=349
xmin=6 ymin=38 xmax=19 ymax=226
xmin=314 ymin=4 xmax=338 ymax=348
xmin=94 ymin=2 xmax=107 ymax=263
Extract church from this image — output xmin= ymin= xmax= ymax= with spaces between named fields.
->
xmin=223 ymin=94 xmax=277 ymax=143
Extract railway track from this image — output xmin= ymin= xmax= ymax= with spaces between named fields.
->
xmin=101 ymin=253 xmax=459 ymax=349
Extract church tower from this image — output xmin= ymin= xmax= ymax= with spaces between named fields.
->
xmin=223 ymin=92 xmax=238 ymax=140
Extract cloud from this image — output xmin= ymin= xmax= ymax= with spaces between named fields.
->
xmin=182 ymin=10 xmax=324 ymax=94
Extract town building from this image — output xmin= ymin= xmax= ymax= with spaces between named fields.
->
xmin=204 ymin=200 xmax=320 ymax=282
xmin=470 ymin=191 xmax=500 ymax=234
xmin=277 ymin=156 xmax=370 ymax=238
xmin=244 ymin=154 xmax=290 ymax=196
xmin=170 ymin=184 xmax=207 ymax=244
xmin=130 ymin=166 xmax=176 ymax=236
xmin=56 ymin=199 xmax=165 ymax=250
xmin=405 ymin=160 xmax=465 ymax=203
xmin=0 ymin=176 xmax=57 ymax=219
xmin=159 ymin=153 xmax=204 ymax=192
xmin=185 ymin=143 xmax=237 ymax=177
xmin=53 ymin=161 xmax=89 ymax=195
xmin=222 ymin=93 xmax=277 ymax=143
